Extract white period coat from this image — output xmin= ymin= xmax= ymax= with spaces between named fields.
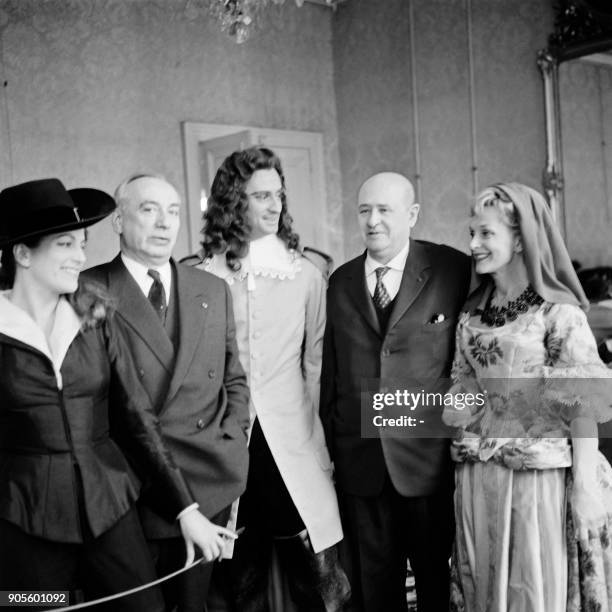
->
xmin=199 ymin=235 xmax=343 ymax=553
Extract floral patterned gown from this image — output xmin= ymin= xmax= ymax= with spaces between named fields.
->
xmin=443 ymin=301 xmax=612 ymax=612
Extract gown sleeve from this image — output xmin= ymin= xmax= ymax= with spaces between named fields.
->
xmin=540 ymin=303 xmax=612 ymax=426
xmin=443 ymin=313 xmax=485 ymax=429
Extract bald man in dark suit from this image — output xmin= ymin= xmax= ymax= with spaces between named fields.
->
xmin=320 ymin=173 xmax=471 ymax=611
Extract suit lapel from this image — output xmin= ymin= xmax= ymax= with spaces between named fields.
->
xmin=346 ymin=253 xmax=382 ymax=337
xmin=387 ymin=241 xmax=431 ymax=331
xmin=164 ymin=263 xmax=208 ymax=407
xmin=107 ymin=256 xmax=174 ymax=373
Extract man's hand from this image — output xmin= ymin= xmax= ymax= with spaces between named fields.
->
xmin=178 ymin=509 xmax=238 ymax=566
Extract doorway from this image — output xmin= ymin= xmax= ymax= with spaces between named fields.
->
xmin=181 ymin=122 xmax=328 ymax=256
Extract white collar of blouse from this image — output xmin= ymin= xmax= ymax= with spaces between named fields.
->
xmin=204 ymin=234 xmax=302 ymax=290
xmin=0 ymin=291 xmax=81 ymax=389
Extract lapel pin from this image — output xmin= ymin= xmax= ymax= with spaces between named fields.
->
xmin=430 ymin=313 xmax=445 ymax=324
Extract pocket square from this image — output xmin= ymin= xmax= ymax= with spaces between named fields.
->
xmin=429 ymin=313 xmax=446 ymax=324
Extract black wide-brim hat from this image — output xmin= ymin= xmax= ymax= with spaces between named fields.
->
xmin=0 ymin=178 xmax=115 ymax=247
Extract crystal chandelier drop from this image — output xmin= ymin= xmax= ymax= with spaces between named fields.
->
xmin=208 ymin=0 xmax=333 ymax=43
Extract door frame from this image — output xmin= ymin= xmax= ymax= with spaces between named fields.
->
xmin=181 ymin=121 xmax=328 ymax=254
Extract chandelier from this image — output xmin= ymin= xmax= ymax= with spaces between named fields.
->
xmin=208 ymin=0 xmax=337 ymax=43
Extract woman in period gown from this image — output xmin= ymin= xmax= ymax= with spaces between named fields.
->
xmin=185 ymin=146 xmax=349 ymax=611
xmin=443 ymin=182 xmax=612 ymax=612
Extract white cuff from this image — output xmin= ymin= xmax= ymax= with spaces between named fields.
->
xmin=176 ymin=502 xmax=200 ymax=521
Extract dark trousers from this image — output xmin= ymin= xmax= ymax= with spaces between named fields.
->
xmin=0 ymin=508 xmax=164 ymax=612
xmin=238 ymin=417 xmax=305 ymax=536
xmin=148 ymin=506 xmax=231 ymax=612
xmin=212 ymin=419 xmax=305 ymax=606
xmin=340 ymin=475 xmax=454 ymax=612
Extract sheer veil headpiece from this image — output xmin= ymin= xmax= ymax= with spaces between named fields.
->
xmin=465 ymin=182 xmax=588 ymax=312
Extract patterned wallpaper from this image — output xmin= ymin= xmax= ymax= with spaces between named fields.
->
xmin=1 ymin=0 xmax=580 ymax=267
xmin=333 ymin=0 xmax=554 ymax=258
xmin=0 ymin=0 xmax=344 ymax=265
xmin=561 ymin=59 xmax=612 ymax=268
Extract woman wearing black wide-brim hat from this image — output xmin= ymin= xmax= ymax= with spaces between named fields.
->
xmin=0 ymin=179 xmax=203 ymax=610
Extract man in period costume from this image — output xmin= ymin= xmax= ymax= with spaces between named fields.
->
xmin=185 ymin=147 xmax=349 ymax=611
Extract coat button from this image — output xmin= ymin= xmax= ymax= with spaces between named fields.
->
xmin=138 ymin=368 xmax=145 ymax=378
xmin=197 ymin=419 xmax=205 ymax=429
xmin=201 ymin=302 xmax=208 ymax=309
xmin=382 ymin=349 xmax=390 ymax=357
xmin=208 ymin=369 xmax=216 ymax=379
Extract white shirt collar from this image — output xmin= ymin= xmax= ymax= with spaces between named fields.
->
xmin=365 ymin=240 xmax=410 ymax=277
xmin=121 ymin=253 xmax=172 ymax=299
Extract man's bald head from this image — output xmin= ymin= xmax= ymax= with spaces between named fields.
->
xmin=358 ymin=172 xmax=415 ymax=209
xmin=357 ymin=172 xmax=419 ymax=264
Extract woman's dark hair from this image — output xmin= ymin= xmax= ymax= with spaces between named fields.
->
xmin=201 ymin=146 xmax=300 ymax=271
xmin=0 ymin=232 xmax=113 ymax=324
xmin=0 ymin=236 xmax=41 ymax=289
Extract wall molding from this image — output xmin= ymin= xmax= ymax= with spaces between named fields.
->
xmin=408 ymin=0 xmax=422 ymax=203
xmin=466 ymin=0 xmax=479 ymax=197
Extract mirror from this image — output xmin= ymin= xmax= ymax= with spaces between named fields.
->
xmin=539 ymin=0 xmax=612 ymax=266
xmin=559 ymin=52 xmax=612 ymax=267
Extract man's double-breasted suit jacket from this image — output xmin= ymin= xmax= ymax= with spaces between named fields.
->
xmin=320 ymin=240 xmax=471 ymax=498
xmin=85 ymin=256 xmax=250 ymax=538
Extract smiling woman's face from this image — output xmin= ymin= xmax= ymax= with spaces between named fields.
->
xmin=24 ymin=228 xmax=87 ymax=295
xmin=469 ymin=206 xmax=519 ymax=275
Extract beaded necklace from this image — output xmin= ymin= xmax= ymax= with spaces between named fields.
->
xmin=478 ymin=285 xmax=543 ymax=327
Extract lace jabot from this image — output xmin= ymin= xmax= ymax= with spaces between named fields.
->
xmin=202 ymin=235 xmax=302 ymax=290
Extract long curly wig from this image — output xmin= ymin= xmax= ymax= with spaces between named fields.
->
xmin=201 ymin=146 xmax=300 ymax=271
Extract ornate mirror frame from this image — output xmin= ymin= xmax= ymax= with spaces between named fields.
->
xmin=538 ymin=0 xmax=612 ymax=236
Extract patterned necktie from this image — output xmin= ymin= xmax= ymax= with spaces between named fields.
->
xmin=373 ymin=266 xmax=391 ymax=309
xmin=147 ymin=269 xmax=167 ymax=321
